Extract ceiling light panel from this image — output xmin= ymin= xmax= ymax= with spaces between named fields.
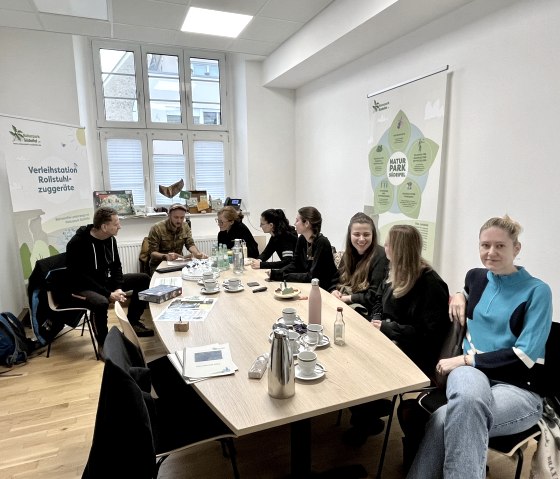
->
xmin=33 ymin=0 xmax=108 ymax=20
xmin=181 ymin=7 xmax=252 ymax=38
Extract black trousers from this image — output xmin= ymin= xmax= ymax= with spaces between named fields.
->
xmin=78 ymin=273 xmax=150 ymax=345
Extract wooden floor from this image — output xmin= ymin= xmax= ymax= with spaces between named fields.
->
xmin=0 ymin=308 xmax=536 ymax=479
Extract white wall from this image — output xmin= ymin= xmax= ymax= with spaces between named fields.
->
xmin=293 ymin=0 xmax=560 ymax=318
xmin=0 ymin=28 xmax=80 ymax=313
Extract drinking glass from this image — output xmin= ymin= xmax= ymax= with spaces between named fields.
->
xmin=301 ymin=333 xmax=319 ymax=352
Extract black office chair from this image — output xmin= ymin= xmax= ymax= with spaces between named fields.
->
xmin=414 ymin=321 xmax=560 ymax=479
xmin=82 ymin=326 xmax=240 ymax=479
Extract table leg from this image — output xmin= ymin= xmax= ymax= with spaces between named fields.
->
xmin=290 ymin=418 xmax=312 ymax=478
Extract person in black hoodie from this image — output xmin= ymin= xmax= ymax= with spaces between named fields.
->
xmin=66 ymin=207 xmax=153 ymax=353
xmin=251 ymin=208 xmax=297 ymax=270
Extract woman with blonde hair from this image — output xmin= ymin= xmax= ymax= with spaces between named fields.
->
xmin=343 ymin=224 xmax=450 ymax=447
xmin=216 ymin=206 xmax=259 ymax=258
xmin=371 ymin=224 xmax=450 ymax=374
xmin=408 ymin=215 xmax=552 ymax=478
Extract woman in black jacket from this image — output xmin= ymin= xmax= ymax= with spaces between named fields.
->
xmin=251 ymin=209 xmax=297 ymax=270
xmin=216 ymin=206 xmax=259 ymax=258
xmin=268 ymin=206 xmax=336 ymax=287
xmin=329 ymin=212 xmax=388 ymax=318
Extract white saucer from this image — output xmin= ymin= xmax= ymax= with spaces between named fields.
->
xmin=317 ymin=335 xmax=330 ymax=348
xmin=295 ymin=363 xmax=326 ymax=381
xmin=200 ymin=287 xmax=220 ymax=295
xmin=223 ymin=285 xmax=244 ymax=293
xmin=275 ymin=316 xmax=304 ymax=326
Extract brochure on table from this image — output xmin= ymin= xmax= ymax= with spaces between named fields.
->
xmin=156 ymin=295 xmax=216 ymax=322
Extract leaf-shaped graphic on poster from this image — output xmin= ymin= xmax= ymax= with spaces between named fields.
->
xmin=407 ymin=138 xmax=439 ymax=176
xmin=389 ymin=110 xmax=411 ymax=152
xmin=369 ymin=144 xmax=389 ymax=177
xmin=373 ymin=179 xmax=394 ymax=214
xmin=397 ymin=178 xmax=422 ymax=219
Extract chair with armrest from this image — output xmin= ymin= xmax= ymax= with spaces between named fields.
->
xmin=414 ymin=321 xmax=560 ymax=479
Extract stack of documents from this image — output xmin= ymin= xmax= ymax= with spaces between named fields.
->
xmin=169 ymin=343 xmax=238 ymax=383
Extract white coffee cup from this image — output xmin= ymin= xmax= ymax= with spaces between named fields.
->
xmin=297 ymin=350 xmax=317 ymax=376
xmin=228 ymin=278 xmax=241 ymax=290
xmin=287 ymin=330 xmax=300 ymax=355
xmin=306 ymin=324 xmax=324 ymax=345
xmin=204 ymin=279 xmax=218 ymax=291
xmin=282 ymin=307 xmax=297 ymax=325
xmin=202 ymin=271 xmax=214 ymax=281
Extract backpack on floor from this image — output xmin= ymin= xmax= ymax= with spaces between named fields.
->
xmin=0 ymin=312 xmax=31 ymax=367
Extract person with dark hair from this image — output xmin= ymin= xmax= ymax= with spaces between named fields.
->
xmin=268 ymin=206 xmax=336 ymax=287
xmin=251 ymin=209 xmax=297 ymax=270
xmin=147 ymin=203 xmax=208 ymax=274
xmin=328 ymin=212 xmax=388 ymax=318
xmin=66 ymin=207 xmax=153 ymax=354
xmin=408 ymin=215 xmax=552 ymax=479
xmin=343 ymin=224 xmax=449 ymax=447
xmin=216 ymin=206 xmax=259 ymax=258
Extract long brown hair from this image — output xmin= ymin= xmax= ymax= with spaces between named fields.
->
xmin=339 ymin=213 xmax=379 ymax=292
xmin=386 ymin=225 xmax=430 ymax=298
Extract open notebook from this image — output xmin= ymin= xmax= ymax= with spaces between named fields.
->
xmin=168 ymin=343 xmax=237 ymax=384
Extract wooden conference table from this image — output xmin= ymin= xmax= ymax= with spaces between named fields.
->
xmin=149 ymin=263 xmax=429 ymax=478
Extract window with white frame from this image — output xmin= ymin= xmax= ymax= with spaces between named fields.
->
xmin=93 ymin=40 xmax=229 ymax=207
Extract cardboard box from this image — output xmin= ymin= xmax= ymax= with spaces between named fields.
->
xmin=138 ymin=284 xmax=182 ymax=303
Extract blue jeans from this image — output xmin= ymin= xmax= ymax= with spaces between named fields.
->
xmin=407 ymin=366 xmax=542 ymax=479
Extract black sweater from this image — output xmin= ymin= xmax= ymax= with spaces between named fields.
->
xmin=375 ymin=269 xmax=450 ymax=377
xmin=269 ymin=234 xmax=337 ymax=287
xmin=328 ymin=244 xmax=389 ymax=315
xmin=217 ymin=221 xmax=259 ymax=258
xmin=258 ymin=231 xmax=298 ymax=269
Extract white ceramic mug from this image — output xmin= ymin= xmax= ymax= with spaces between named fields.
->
xmin=297 ymin=350 xmax=317 ymax=376
xmin=228 ymin=278 xmax=241 ymax=290
xmin=204 ymin=279 xmax=218 ymax=291
xmin=202 ymin=271 xmax=214 ymax=281
xmin=282 ymin=307 xmax=297 ymax=325
xmin=307 ymin=323 xmax=324 ymax=345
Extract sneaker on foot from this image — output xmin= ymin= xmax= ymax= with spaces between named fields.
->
xmin=132 ymin=322 xmax=154 ymax=337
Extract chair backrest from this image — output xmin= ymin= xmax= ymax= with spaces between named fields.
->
xmin=82 ymin=327 xmax=155 ymax=479
xmin=114 ymin=302 xmax=148 ymax=367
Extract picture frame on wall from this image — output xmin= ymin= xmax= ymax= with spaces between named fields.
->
xmin=93 ymin=190 xmax=135 ymax=216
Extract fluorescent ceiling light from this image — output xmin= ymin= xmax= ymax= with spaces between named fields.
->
xmin=181 ymin=7 xmax=252 ymax=38
xmin=33 ymin=0 xmax=108 ymax=20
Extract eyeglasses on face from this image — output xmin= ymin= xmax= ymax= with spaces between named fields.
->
xmin=216 ymin=218 xmax=230 ymax=226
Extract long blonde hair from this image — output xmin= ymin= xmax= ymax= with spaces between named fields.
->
xmin=386 ymin=225 xmax=430 ymax=298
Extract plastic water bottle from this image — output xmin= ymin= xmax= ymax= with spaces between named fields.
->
xmin=233 ymin=239 xmax=244 ymax=275
xmin=308 ymin=278 xmax=322 ymax=325
xmin=211 ymin=242 xmax=218 ymax=269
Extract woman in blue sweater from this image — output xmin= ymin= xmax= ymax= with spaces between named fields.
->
xmin=251 ymin=209 xmax=297 ymax=270
xmin=408 ymin=215 xmax=552 ymax=479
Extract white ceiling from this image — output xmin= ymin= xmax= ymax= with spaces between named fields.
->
xmin=0 ymin=0 xmax=479 ymax=88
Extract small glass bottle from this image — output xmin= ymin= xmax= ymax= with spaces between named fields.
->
xmin=308 ymin=278 xmax=322 ymax=325
xmin=334 ymin=307 xmax=345 ymax=345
